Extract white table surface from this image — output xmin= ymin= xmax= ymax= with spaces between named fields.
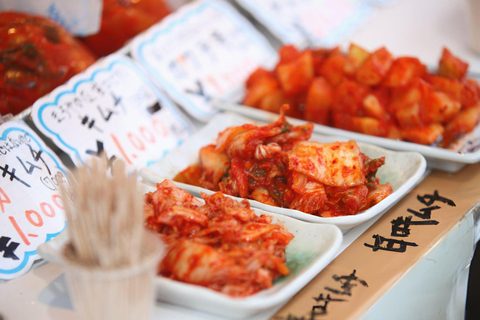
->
xmin=1 ymin=0 xmax=478 ymax=319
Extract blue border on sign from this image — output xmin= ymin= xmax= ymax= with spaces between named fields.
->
xmin=237 ymin=0 xmax=373 ymax=48
xmin=0 ymin=125 xmax=68 ymax=275
xmin=316 ymin=2 xmax=373 ymax=47
xmin=0 ymin=222 xmax=67 ymax=275
xmin=133 ymin=0 xmax=275 ymax=121
xmin=0 ymin=126 xmax=68 ymax=177
xmin=145 ymin=138 xmax=184 ymax=167
xmin=236 ymin=0 xmax=302 ymax=45
xmin=35 ymin=57 xmax=194 ymax=165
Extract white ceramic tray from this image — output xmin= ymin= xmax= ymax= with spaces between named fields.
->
xmin=213 ymin=100 xmax=480 ymax=173
xmin=153 ymin=208 xmax=342 ymax=318
xmin=140 ymin=112 xmax=427 ymax=232
xmin=37 ymin=187 xmax=343 ymax=319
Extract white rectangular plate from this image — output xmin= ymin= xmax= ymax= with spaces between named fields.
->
xmin=37 ymin=185 xmax=343 ymax=319
xmin=140 ymin=112 xmax=427 ymax=231
xmin=213 ymin=100 xmax=480 ymax=173
xmin=154 ymin=207 xmax=342 ymax=318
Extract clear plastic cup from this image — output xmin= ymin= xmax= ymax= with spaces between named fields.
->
xmin=62 ymin=232 xmax=164 ymax=320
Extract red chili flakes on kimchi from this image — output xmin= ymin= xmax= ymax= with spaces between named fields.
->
xmin=174 ymin=106 xmax=392 ymax=217
xmin=144 ymin=180 xmax=294 ymax=297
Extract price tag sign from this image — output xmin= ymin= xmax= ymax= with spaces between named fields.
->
xmin=236 ymin=0 xmax=372 ymax=48
xmin=130 ymin=0 xmax=277 ymax=122
xmin=32 ymin=55 xmax=194 ymax=171
xmin=0 ymin=120 xmax=70 ymax=280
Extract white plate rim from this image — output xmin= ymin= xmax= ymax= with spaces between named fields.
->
xmin=37 ymin=188 xmax=343 ymax=315
xmin=140 ymin=112 xmax=427 ymax=231
xmin=153 ymin=212 xmax=343 ymax=310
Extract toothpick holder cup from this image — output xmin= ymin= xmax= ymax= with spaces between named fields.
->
xmin=52 ymin=232 xmax=164 ymax=320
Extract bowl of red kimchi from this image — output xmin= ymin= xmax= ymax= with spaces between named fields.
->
xmin=140 ymin=111 xmax=427 ymax=232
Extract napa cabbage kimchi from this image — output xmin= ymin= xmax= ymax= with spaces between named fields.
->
xmin=144 ymin=180 xmax=294 ymax=296
xmin=174 ymin=106 xmax=392 ymax=217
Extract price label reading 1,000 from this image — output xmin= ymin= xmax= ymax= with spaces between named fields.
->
xmin=0 ymin=121 xmax=70 ymax=280
xmin=5 ymin=192 xmax=65 ymax=247
xmin=32 ymin=56 xmax=195 ymax=172
xmin=109 ymin=115 xmax=186 ymax=167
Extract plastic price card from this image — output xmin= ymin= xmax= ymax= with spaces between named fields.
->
xmin=130 ymin=0 xmax=277 ymax=122
xmin=236 ymin=0 xmax=372 ymax=48
xmin=32 ymin=55 xmax=194 ymax=172
xmin=0 ymin=120 xmax=71 ymax=280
